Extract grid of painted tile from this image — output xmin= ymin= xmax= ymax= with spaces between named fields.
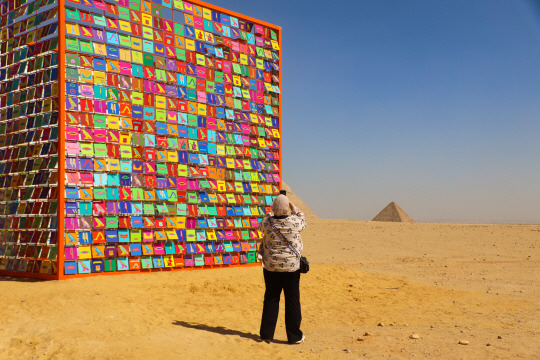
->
xmin=62 ymin=0 xmax=281 ymax=274
xmin=0 ymin=0 xmax=60 ymax=275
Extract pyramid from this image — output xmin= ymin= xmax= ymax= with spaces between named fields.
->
xmin=281 ymin=182 xmax=318 ymax=220
xmin=372 ymin=202 xmax=414 ymax=222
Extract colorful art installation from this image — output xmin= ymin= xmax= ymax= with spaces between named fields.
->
xmin=0 ymin=0 xmax=281 ymax=279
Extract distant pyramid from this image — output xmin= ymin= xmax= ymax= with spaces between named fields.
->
xmin=281 ymin=182 xmax=318 ymax=219
xmin=372 ymin=202 xmax=414 ymax=222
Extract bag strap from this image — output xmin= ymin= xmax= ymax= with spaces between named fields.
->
xmin=268 ymin=217 xmax=301 ymax=259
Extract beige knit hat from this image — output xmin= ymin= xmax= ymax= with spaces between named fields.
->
xmin=272 ymin=194 xmax=290 ymax=216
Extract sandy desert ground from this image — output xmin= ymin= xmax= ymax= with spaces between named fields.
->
xmin=1 ymin=195 xmax=539 ymax=359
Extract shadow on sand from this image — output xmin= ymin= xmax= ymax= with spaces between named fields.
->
xmin=0 ymin=276 xmax=46 ymax=283
xmin=172 ymin=320 xmax=288 ymax=344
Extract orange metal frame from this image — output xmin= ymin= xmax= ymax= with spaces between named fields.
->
xmin=58 ymin=0 xmax=66 ymax=280
xmin=1 ymin=0 xmax=281 ymax=280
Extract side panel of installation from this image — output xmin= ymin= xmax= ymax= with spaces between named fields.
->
xmin=0 ymin=0 xmax=60 ymax=279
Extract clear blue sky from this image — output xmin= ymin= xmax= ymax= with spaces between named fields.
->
xmin=210 ymin=0 xmax=540 ymax=223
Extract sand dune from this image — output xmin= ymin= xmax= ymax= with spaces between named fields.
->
xmin=1 ymin=210 xmax=539 ymax=359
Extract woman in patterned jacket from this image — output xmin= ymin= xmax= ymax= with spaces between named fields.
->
xmin=258 ymin=194 xmax=307 ymax=344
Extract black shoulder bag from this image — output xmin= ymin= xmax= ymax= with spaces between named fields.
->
xmin=268 ymin=218 xmax=309 ymax=274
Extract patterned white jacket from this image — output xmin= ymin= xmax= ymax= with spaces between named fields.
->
xmin=258 ymin=206 xmax=307 ymax=272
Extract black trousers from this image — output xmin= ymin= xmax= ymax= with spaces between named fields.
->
xmin=260 ymin=269 xmax=303 ymax=343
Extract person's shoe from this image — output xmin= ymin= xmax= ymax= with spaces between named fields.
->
xmin=261 ymin=338 xmax=272 ymax=344
xmin=291 ymin=334 xmax=305 ymax=344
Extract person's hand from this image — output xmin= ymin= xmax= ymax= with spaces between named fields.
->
xmin=289 ymin=202 xmax=299 ymax=214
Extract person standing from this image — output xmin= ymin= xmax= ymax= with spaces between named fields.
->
xmin=258 ymin=194 xmax=307 ymax=344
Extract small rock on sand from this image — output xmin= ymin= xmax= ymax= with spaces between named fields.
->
xmin=357 ymin=336 xmax=364 ymax=341
xmin=364 ymin=332 xmax=372 ymax=336
xmin=377 ymin=322 xmax=384 ymax=327
xmin=409 ymin=333 xmax=420 ymax=339
xmin=459 ymin=340 xmax=469 ymax=345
